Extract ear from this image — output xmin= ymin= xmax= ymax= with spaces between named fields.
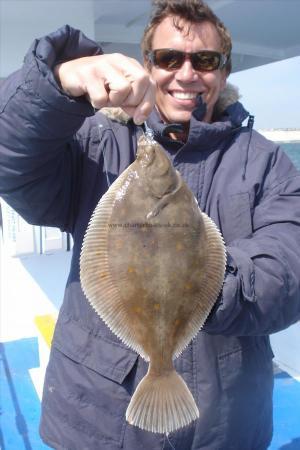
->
xmin=143 ymin=56 xmax=152 ymax=73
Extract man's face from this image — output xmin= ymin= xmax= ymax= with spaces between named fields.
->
xmin=147 ymin=17 xmax=227 ymax=125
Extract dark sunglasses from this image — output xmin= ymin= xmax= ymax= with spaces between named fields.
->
xmin=147 ymin=49 xmax=227 ymax=72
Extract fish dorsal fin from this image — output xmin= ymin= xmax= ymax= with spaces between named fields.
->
xmin=80 ymin=164 xmax=149 ymax=360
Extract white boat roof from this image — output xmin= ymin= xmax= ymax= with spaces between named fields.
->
xmin=1 ymin=1 xmax=299 ymax=78
xmin=94 ymin=0 xmax=300 ymax=72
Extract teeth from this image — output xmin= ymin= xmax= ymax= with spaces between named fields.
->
xmin=172 ymin=92 xmax=198 ymax=100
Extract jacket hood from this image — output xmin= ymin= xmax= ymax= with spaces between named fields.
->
xmin=147 ymin=83 xmax=249 ymax=151
xmin=213 ymin=82 xmax=241 ymax=119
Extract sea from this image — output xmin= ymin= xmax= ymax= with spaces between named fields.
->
xmin=281 ymin=142 xmax=300 ymax=170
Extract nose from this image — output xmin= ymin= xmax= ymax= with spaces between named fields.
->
xmin=175 ymin=58 xmax=199 ymax=83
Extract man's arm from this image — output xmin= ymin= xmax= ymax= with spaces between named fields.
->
xmin=0 ymin=25 xmax=155 ymax=231
xmin=204 ymin=148 xmax=300 ymax=336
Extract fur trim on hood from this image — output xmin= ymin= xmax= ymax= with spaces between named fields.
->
xmin=213 ymin=82 xmax=240 ymax=119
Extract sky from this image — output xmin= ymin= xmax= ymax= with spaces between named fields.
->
xmin=229 ymin=56 xmax=300 ymax=130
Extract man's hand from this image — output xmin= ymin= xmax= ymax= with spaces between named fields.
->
xmin=54 ymin=54 xmax=156 ymax=125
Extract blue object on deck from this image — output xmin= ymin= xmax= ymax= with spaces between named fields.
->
xmin=269 ymin=370 xmax=300 ymax=449
xmin=0 ymin=338 xmax=50 ymax=450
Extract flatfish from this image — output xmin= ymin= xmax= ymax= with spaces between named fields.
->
xmin=80 ymin=132 xmax=226 ymax=434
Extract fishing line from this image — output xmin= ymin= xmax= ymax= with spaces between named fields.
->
xmin=162 ymin=433 xmax=176 ymax=450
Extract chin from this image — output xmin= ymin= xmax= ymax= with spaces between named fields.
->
xmin=167 ymin=111 xmax=193 ymax=124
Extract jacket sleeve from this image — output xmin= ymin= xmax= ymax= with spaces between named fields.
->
xmin=204 ymin=147 xmax=300 ymax=336
xmin=0 ymin=25 xmax=102 ymax=231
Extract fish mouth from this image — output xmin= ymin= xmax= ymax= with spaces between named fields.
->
xmin=136 ymin=137 xmax=156 ymax=166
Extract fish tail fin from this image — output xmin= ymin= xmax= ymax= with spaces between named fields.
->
xmin=126 ymin=369 xmax=199 ymax=434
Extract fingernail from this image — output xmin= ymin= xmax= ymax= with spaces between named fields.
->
xmin=134 ymin=115 xmax=147 ymax=125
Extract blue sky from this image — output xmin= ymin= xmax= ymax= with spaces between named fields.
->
xmin=229 ymin=56 xmax=300 ymax=130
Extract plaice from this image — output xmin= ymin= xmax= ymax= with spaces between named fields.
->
xmin=80 ymin=130 xmax=226 ymax=434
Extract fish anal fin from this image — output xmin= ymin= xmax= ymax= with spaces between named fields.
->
xmin=173 ymin=211 xmax=226 ymax=359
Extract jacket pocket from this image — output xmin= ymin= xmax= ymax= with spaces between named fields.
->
xmin=218 ymin=340 xmax=274 ymax=391
xmin=42 ymin=313 xmax=139 ymax=448
xmin=217 ymin=192 xmax=253 ymax=244
xmin=53 ymin=312 xmax=138 ymax=384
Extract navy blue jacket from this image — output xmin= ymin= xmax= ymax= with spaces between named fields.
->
xmin=1 ymin=26 xmax=300 ymax=450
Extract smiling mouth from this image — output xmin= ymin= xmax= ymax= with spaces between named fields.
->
xmin=170 ymin=91 xmax=204 ymax=100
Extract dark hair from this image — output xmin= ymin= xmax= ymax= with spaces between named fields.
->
xmin=141 ymin=0 xmax=232 ymax=74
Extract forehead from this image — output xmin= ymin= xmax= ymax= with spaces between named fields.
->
xmin=151 ymin=16 xmax=222 ymax=51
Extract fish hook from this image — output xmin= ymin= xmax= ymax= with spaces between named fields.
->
xmin=143 ymin=122 xmax=156 ymax=143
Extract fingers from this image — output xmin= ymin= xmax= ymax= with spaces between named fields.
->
xmin=85 ymin=80 xmax=109 ymax=109
xmin=118 ymin=67 xmax=156 ymax=124
xmin=103 ymin=55 xmax=155 ymax=121
xmin=122 ymin=78 xmax=156 ymax=125
xmin=132 ymin=77 xmax=156 ymax=125
xmin=55 ymin=54 xmax=156 ymax=122
xmin=103 ymin=65 xmax=136 ymax=107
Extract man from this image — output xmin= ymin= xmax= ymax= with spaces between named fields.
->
xmin=0 ymin=1 xmax=299 ymax=449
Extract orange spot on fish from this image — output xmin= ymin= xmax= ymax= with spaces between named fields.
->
xmin=153 ymin=303 xmax=160 ymax=311
xmin=128 ymin=266 xmax=135 ymax=273
xmin=133 ymin=306 xmax=142 ymax=314
xmin=176 ymin=242 xmax=183 ymax=251
xmin=100 ymin=272 xmax=108 ymax=278
xmin=184 ymin=283 xmax=193 ymax=290
xmin=115 ymin=239 xmax=124 ymax=249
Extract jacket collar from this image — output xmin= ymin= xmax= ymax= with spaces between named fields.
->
xmin=146 ymin=83 xmax=249 ymax=151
